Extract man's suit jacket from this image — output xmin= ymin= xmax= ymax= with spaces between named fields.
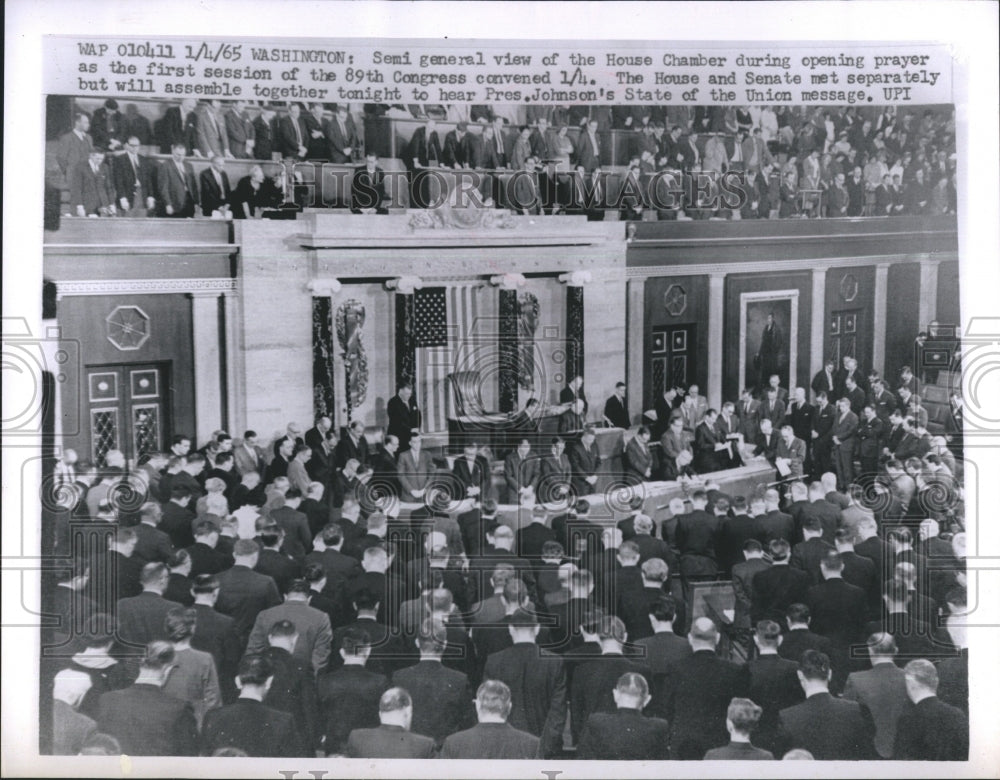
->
xmin=452 ymin=456 xmax=487 ymax=499
xmin=214 ymin=565 xmax=282 ymax=644
xmin=233 ymin=442 xmax=266 ymax=476
xmin=335 ymin=435 xmax=370 ymax=469
xmin=575 ymin=131 xmax=601 ymax=171
xmin=732 ymin=558 xmax=770 ymax=628
xmin=184 ymin=541 xmax=231 ymax=578
xmin=790 ymin=537 xmax=837 ymax=585
xmin=271 ymin=505 xmax=313 ymax=560
xmin=704 ymin=740 xmax=775 ymax=760
xmin=776 ymin=437 xmax=806 ymax=477
xmin=603 ymin=394 xmax=630 ymax=429
xmin=133 ymin=523 xmax=174 ymax=565
xmin=112 ymin=152 xmax=155 ymax=207
xmin=750 ymin=564 xmax=811 ymax=624
xmin=674 ymin=509 xmax=721 ymax=562
xmin=252 ymin=115 xmax=274 ymax=160
xmin=623 ymin=437 xmax=653 ymax=482
xmin=798 ymin=499 xmax=841 ymax=543
xmin=893 ymin=696 xmax=969 ymax=760
xmin=276 ymin=113 xmax=307 ymax=159
xmin=439 ymin=721 xmax=540 ymax=759
xmin=55 ymin=129 xmax=94 ymax=177
xmin=68 ymin=160 xmax=115 ymax=214
xmin=406 ymin=126 xmax=442 ymax=168
xmin=246 ymin=600 xmax=333 ymax=673
xmin=503 ymin=451 xmax=540 ymax=500
xmin=198 ymin=167 xmax=232 ymax=216
xmin=318 ymin=665 xmax=389 ymax=754
xmin=694 ymin=421 xmax=724 ymax=473
xmin=391 ymin=660 xmax=474 ymax=745
xmin=661 ymin=649 xmax=750 ymax=759
xmin=718 ymin=514 xmax=760 ymax=577
xmin=157 ymin=159 xmax=199 ymax=215
xmin=97 ymin=684 xmax=199 ymax=756
xmin=747 ymin=654 xmax=804 ymax=753
xmin=160 ymin=105 xmax=198 ymax=154
xmin=255 ymin=548 xmax=302 ymax=594
xmin=346 ymin=724 xmax=436 ymax=758
xmin=190 ymin=603 xmax=242 ymax=703
xmin=761 ymin=399 xmax=786 ymax=429
xmin=832 ymin=409 xmax=860 ymax=446
xmin=325 ymin=115 xmax=359 ymax=163
xmin=839 ymin=550 xmax=879 ymax=612
xmin=843 ymin=662 xmax=909 ymax=758
xmin=812 ymin=401 xmax=836 ymax=444
xmin=116 ymin=591 xmax=186 ymax=648
xmin=776 ymin=692 xmax=875 ymax=760
xmin=397 ymin=447 xmax=436 ymax=497
xmin=736 ymin=398 xmax=762 ymax=441
xmin=224 ymin=108 xmax=255 ymax=158
xmin=201 ymin=698 xmax=302 ymax=757
xmin=483 ymin=643 xmax=567 ymax=757
xmin=754 ymin=510 xmax=794 ymax=546
xmin=806 ymin=578 xmax=867 ymax=645
xmin=194 ymin=106 xmax=228 ymax=157
xmin=576 ymin=708 xmax=671 ymax=760
xmin=52 ymin=698 xmax=97 ymax=755
xmin=776 ymin=627 xmax=835 ymax=666
xmin=568 ymin=439 xmax=601 ymax=496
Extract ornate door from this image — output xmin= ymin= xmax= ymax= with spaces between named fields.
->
xmin=650 ymin=324 xmax=696 ymax=399
xmin=86 ymin=363 xmax=170 ymax=464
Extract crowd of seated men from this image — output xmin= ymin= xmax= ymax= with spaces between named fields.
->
xmin=48 ymin=98 xmax=956 ymax=220
xmin=41 ymin=345 xmax=967 ymax=759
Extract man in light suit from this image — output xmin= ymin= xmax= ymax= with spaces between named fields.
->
xmin=194 ymin=99 xmax=230 ymax=158
xmin=831 ymin=397 xmax=859 ymax=491
xmin=842 ymin=632 xmax=910 ymax=759
xmin=198 ymin=154 xmax=232 ymax=216
xmin=158 ymin=142 xmax=199 ymax=217
xmin=680 ymin=385 xmax=709 ymax=436
xmin=776 ymin=425 xmax=806 ymax=478
xmin=439 ymin=680 xmax=540 ymax=759
xmin=397 ymin=432 xmax=437 ymax=502
xmin=346 ymin=687 xmax=436 ymax=758
xmin=233 ymin=430 xmax=267 ymax=477
xmin=224 ymin=99 xmax=256 ymax=158
xmin=245 ymin=578 xmax=332 ymax=674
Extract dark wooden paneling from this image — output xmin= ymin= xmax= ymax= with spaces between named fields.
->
xmin=886 ymin=263 xmax=921 ymax=382
xmin=58 ymin=294 xmax=195 ymax=458
xmin=936 ymin=261 xmax=961 ymax=333
xmin=724 ymin=272 xmax=813 ymax=402
xmin=643 ymin=275 xmax=709 ymax=408
xmin=824 ymin=265 xmax=876 ymax=373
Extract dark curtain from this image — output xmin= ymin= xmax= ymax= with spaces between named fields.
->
xmin=312 ymin=297 xmax=336 ymax=419
xmin=395 ymin=293 xmax=416 ymax=388
xmin=566 ymin=285 xmax=585 ymax=383
xmin=498 ymin=289 xmax=518 ymax=412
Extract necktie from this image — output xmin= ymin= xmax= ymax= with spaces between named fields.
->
xmin=495 ymin=131 xmax=503 ymax=154
xmin=293 ymin=117 xmax=302 ymax=145
xmin=130 ymin=154 xmax=138 ymax=172
xmin=177 ymin=163 xmax=189 ymax=192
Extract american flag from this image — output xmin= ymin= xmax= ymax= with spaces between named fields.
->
xmin=414 ymin=285 xmax=480 ymax=432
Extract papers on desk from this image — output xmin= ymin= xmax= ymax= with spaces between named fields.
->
xmin=775 ymin=457 xmax=792 ymax=477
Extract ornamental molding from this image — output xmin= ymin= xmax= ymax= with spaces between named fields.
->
xmin=56 ymin=278 xmax=236 ymax=297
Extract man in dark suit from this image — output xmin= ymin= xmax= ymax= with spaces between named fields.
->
xmin=660 ymin=617 xmax=749 ymax=759
xmin=503 ymin=439 xmax=540 ymax=504
xmin=674 ymin=490 xmax=721 ymax=580
xmin=833 ymin=528 xmax=880 ymax=615
xmin=623 ymin=426 xmax=654 ymax=484
xmin=603 ymin=382 xmax=630 ymax=429
xmin=568 ymin=426 xmax=602 ymax=497
xmin=843 ymin=632 xmax=910 ymax=759
xmin=577 ymin=672 xmax=671 ymax=760
xmin=68 ymin=150 xmax=116 ymax=216
xmin=201 ymin=653 xmax=303 ymax=757
xmin=718 ymin=497 xmax=760 ymax=577
xmin=806 ymin=552 xmax=867 ymax=646
xmin=653 ymin=387 xmax=683 ymax=440
xmin=538 ymin=437 xmax=572 ymax=504
xmin=318 ymin=626 xmax=390 ymax=755
xmin=703 ymin=698 xmax=776 ymax=760
xmin=189 ymin=574 xmax=242 ymax=704
xmin=810 ymin=392 xmax=836 ymax=478
xmin=276 ymin=103 xmax=308 ymax=160
xmin=346 ymin=687 xmax=436 ymax=758
xmin=893 ymin=659 xmax=969 ymax=760
xmin=96 ymin=641 xmax=198 ymax=756
xmin=857 ymin=404 xmax=885 ymax=481
xmin=453 ymin=442 xmax=489 ymax=502
xmin=198 ymin=154 xmax=232 ymax=216
xmin=183 ymin=520 xmax=231 ymax=578
xmin=482 ymin=609 xmax=567 ymax=758
xmin=252 ymin=105 xmax=276 ymax=161
xmin=831 ymin=397 xmax=860 ymax=490
xmin=351 ymin=153 xmax=389 ymax=213
xmin=694 ymin=409 xmax=727 ymax=473
xmin=405 ymin=118 xmax=443 ymax=208
xmin=760 ymin=387 xmax=786 ymax=431
xmin=842 ymin=376 xmax=867 ymax=416
xmin=335 ymin=421 xmax=369 ymax=470
xmin=790 ymin=517 xmax=836 ymax=585
xmin=632 ymin=595 xmax=692 ymax=684
xmin=214 ymin=539 xmax=282 ymax=647
xmin=112 ymin=136 xmax=156 ymax=216
xmin=754 ymin=488 xmax=794 ymax=546
xmin=747 ymin=621 xmax=803 ymax=754
xmin=260 ymin=620 xmax=321 ymax=754
xmin=811 ymin=358 xmax=837 ymax=401
xmin=254 ymin=521 xmax=302 ymax=594
xmin=157 ymin=142 xmax=199 ymax=217
xmin=116 ymin=562 xmax=186 ymax=651
xmin=732 ymin=540 xmax=770 ymax=631
xmin=326 ymin=104 xmax=359 ymax=163
xmin=439 ymin=680 xmax=540 ymax=759
xmin=775 ymin=650 xmax=876 ymax=759
xmin=386 ymin=384 xmax=420 ymax=452
xmin=392 ymin=619 xmax=474 ymax=746
xmin=559 ymin=375 xmax=589 ymax=416
xmin=751 ymin=540 xmax=810 ymax=625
